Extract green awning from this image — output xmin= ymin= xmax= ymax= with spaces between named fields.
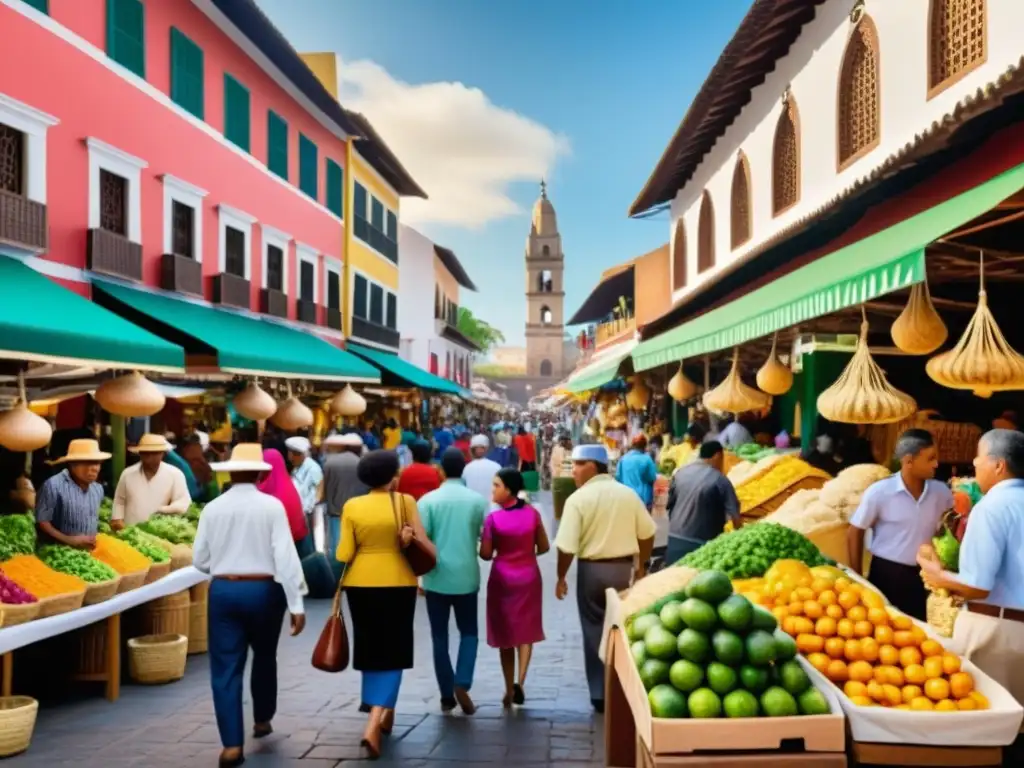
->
xmin=564 ymin=341 xmax=636 ymax=393
xmin=0 ymin=257 xmax=184 ymax=371
xmin=346 ymin=343 xmax=467 ymax=395
xmin=93 ymin=280 xmax=379 ymax=382
xmin=633 ymin=160 xmax=1024 ymax=372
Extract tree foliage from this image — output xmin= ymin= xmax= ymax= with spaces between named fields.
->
xmin=457 ymin=306 xmax=505 ymax=353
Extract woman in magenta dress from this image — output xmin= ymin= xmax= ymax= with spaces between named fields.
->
xmin=480 ymin=468 xmax=550 ymax=708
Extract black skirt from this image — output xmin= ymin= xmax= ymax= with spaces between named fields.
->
xmin=346 ymin=586 xmax=417 ymax=672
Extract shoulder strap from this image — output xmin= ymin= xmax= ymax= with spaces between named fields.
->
xmin=389 ymin=491 xmax=407 ymax=529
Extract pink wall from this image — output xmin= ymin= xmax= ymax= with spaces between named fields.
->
xmin=2 ymin=1 xmax=342 ymax=319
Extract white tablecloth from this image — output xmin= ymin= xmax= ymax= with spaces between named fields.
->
xmin=0 ymin=567 xmax=208 ymax=655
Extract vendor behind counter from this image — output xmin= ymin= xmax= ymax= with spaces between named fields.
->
xmin=34 ymin=438 xmax=109 ymax=548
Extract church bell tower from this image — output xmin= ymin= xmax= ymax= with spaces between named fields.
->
xmin=525 ymin=181 xmax=565 ymax=379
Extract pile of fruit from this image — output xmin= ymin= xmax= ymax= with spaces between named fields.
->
xmin=116 ymin=526 xmax=172 ymax=563
xmin=680 ymin=523 xmax=829 ymax=579
xmin=765 ymin=464 xmax=891 ymax=536
xmin=0 ymin=571 xmax=38 ymax=604
xmin=139 ymin=514 xmax=196 ymax=545
xmin=37 ymin=545 xmax=118 ymax=584
xmin=91 ymin=533 xmax=152 ymax=574
xmin=626 ymin=569 xmax=832 ymax=719
xmin=0 ymin=514 xmax=37 ymax=561
xmin=752 ymin=562 xmax=988 ymax=711
xmin=1 ymin=554 xmax=86 ymax=597
xmin=735 ymin=456 xmax=830 ymax=515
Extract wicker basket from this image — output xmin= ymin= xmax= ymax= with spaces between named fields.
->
xmin=82 ymin=577 xmax=121 ymax=606
xmin=188 ymin=581 xmax=209 ymax=655
xmin=74 ymin=620 xmax=108 ymax=677
xmin=140 ymin=589 xmax=190 ymax=638
xmin=36 ymin=591 xmax=85 ymax=618
xmin=0 ymin=696 xmax=38 ymax=757
xmin=927 ymin=588 xmax=965 ymax=638
xmin=0 ymin=602 xmax=41 ymax=627
xmin=117 ymin=569 xmax=148 ymax=594
xmin=169 ymin=545 xmax=193 ymax=571
xmin=127 ymin=634 xmax=188 ymax=685
xmin=144 ymin=561 xmax=171 ymax=584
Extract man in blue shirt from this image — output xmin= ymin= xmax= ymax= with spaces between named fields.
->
xmin=615 ymin=434 xmax=659 ymax=509
xmin=418 ymin=448 xmax=486 ymax=715
xmin=918 ymin=428 xmax=1024 ymax=709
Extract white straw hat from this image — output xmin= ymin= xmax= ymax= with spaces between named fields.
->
xmin=129 ymin=434 xmax=173 ymax=454
xmin=210 ymin=443 xmax=272 ymax=473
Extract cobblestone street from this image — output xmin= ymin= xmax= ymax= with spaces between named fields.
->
xmin=11 ymin=493 xmax=605 ymax=767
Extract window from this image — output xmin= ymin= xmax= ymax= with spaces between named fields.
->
xmin=266 ymin=244 xmax=284 ymax=291
xmin=327 ymin=269 xmax=341 ymax=310
xmin=162 ymin=175 xmax=207 ymax=264
xmin=837 ymin=15 xmax=880 ymax=169
xmin=225 ymin=227 xmax=246 ymax=277
xmin=538 ymin=270 xmax=553 ymax=292
xmin=542 ymin=245 xmax=550 ymax=256
xmin=772 ymin=96 xmax=800 ymax=216
xmin=540 ymin=305 xmax=552 ymax=325
xmin=88 ymin=138 xmax=146 ymax=243
xmin=386 ymin=211 xmax=397 ymax=241
xmin=267 ymin=111 xmax=288 ymax=180
xmin=299 ymin=259 xmax=314 ymax=301
xmin=106 ymin=0 xmax=145 ymax=78
xmin=326 ymin=158 xmax=343 ymax=218
xmin=0 ymin=95 xmax=57 ymax=205
xmin=540 ymin=359 xmax=552 ymax=377
xmin=0 ymin=124 xmax=24 ymax=195
xmin=170 ymin=201 xmax=194 ymax=259
xmin=223 ymin=74 xmax=250 ymax=152
xmin=299 ymin=134 xmax=318 ymax=200
xmin=170 ymin=28 xmax=203 ymax=119
xmin=730 ymin=152 xmax=751 ymax=250
xmin=434 ymin=286 xmax=441 ymax=319
xmin=429 ymin=353 xmax=439 ymax=375
xmin=697 ymin=191 xmax=714 ymax=273
xmin=99 ymin=170 xmax=127 ymax=236
xmin=386 ymin=292 xmax=397 ymax=329
xmin=353 ymin=182 xmax=367 ymax=219
xmin=353 ymin=274 xmax=368 ymax=318
xmin=672 ymin=220 xmax=686 ymax=291
xmin=22 ymin=0 xmax=48 ymax=12
xmin=930 ymin=0 xmax=986 ymax=94
xmin=369 ymin=283 xmax=384 ymax=325
xmin=370 ymin=197 xmax=384 ymax=230
xmin=217 ymin=204 xmax=254 ymax=279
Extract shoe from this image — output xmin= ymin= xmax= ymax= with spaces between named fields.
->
xmin=219 ymin=748 xmax=245 ymax=767
xmin=454 ymin=687 xmax=476 ymax=715
xmin=440 ymin=696 xmax=457 ymax=713
xmin=252 ymin=722 xmax=273 ymax=739
xmin=361 ymin=707 xmax=383 ymax=760
xmin=591 ymin=698 xmax=605 ymax=714
xmin=513 ymin=684 xmax=525 ymax=706
xmin=380 ymin=709 xmax=394 ymax=735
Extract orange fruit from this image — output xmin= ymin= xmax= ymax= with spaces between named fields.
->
xmin=836 ymin=618 xmax=855 ymax=639
xmin=794 ymin=586 xmax=815 ymax=601
xmin=807 ymin=652 xmax=830 ymax=674
xmin=772 ymin=606 xmax=790 ymax=621
xmin=825 ymin=637 xmax=847 ymax=660
xmin=844 ymin=680 xmax=869 ymax=698
xmin=865 ymin=679 xmax=885 ymax=702
xmin=854 ymin=620 xmax=874 ymax=638
xmin=873 ymin=665 xmax=890 ymax=685
xmin=846 ymin=605 xmax=868 ymax=623
xmin=901 ymin=684 xmax=923 ymax=704
xmin=843 ymin=639 xmax=863 ymax=662
xmin=949 ymin=672 xmax=975 ymax=699
xmin=868 ymin=607 xmax=890 ymax=627
xmin=838 ymin=590 xmax=860 ymax=611
xmin=874 ymin=625 xmax=895 ymax=646
xmin=956 ymin=697 xmax=978 ymax=711
xmin=782 ymin=616 xmax=800 ymax=636
xmin=942 ymin=653 xmax=961 ymax=676
xmin=861 ymin=590 xmax=886 ymax=610
xmin=858 ymin=637 xmax=880 ymax=663
xmin=815 ymin=617 xmax=838 ymax=638
xmin=774 ymin=595 xmax=789 ymax=608
xmin=924 ymin=677 xmax=951 ymax=701
xmin=810 ymin=577 xmax=833 ymax=594
xmin=797 ymin=633 xmax=825 ymax=654
xmin=885 ymin=666 xmax=906 ymax=687
xmin=834 ymin=576 xmax=853 ymax=591
xmin=791 ymin=617 xmax=814 ymax=635
xmin=803 ymin=600 xmax=824 ymax=620
xmin=935 ymin=699 xmax=958 ymax=712
xmin=825 ymin=604 xmax=845 ymax=620
xmin=899 ymin=647 xmax=922 ymax=668
xmin=910 ymin=626 xmax=928 ymax=645
xmin=923 ymin=656 xmax=945 ymax=679
xmin=826 ymin=659 xmax=849 ymax=683
xmin=878 ymin=644 xmax=900 ymax=666
xmin=849 ymin=695 xmax=875 ymax=707
xmin=904 ymin=664 xmax=927 ymax=685
xmin=891 ymin=614 xmax=913 ymax=631
xmin=847 ymin=660 xmax=874 ymax=683
xmin=920 ymin=639 xmax=944 ymax=658
xmin=910 ymin=696 xmax=934 ymax=711
xmin=969 ymin=691 xmax=990 ymax=709
xmin=881 ymin=684 xmax=903 ymax=707
xmin=818 ymin=589 xmax=838 ymax=607
xmin=893 ymin=631 xmax=916 ymax=649
xmin=788 ymin=601 xmax=805 ymax=616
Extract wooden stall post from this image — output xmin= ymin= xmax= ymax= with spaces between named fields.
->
xmin=2 ymin=652 xmax=12 ymax=697
xmin=105 ymin=613 xmax=120 ymax=702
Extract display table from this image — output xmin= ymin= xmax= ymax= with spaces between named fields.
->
xmin=0 ymin=567 xmax=207 ymax=701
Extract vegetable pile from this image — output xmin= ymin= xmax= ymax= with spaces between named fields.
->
xmin=37 ymin=545 xmax=118 ymax=583
xmin=0 ymin=514 xmax=37 ymax=561
xmin=185 ymin=502 xmax=204 ymax=525
xmin=2 ymin=554 xmax=86 ymax=597
xmin=932 ymin=527 xmax=960 ymax=572
xmin=116 ymin=526 xmax=171 ymax=563
xmin=0 ymin=571 xmax=37 ymax=604
xmin=98 ymin=497 xmax=113 ymax=535
xmin=139 ymin=514 xmax=196 ymax=545
xmin=627 ymin=569 xmax=831 ymax=719
xmin=680 ymin=523 xmax=828 ymax=579
xmin=92 ymin=533 xmax=152 ymax=574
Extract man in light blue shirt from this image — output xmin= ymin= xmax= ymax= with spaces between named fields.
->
xmin=419 ymin=447 xmax=487 ymax=715
xmin=919 ymin=429 xmax=1024 ymax=707
xmin=615 ymin=434 xmax=659 ymax=509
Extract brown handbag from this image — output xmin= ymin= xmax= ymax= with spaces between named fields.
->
xmin=391 ymin=492 xmax=436 ymax=577
xmin=312 ymin=566 xmax=349 ymax=672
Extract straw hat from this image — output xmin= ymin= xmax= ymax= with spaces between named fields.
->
xmin=323 ymin=433 xmax=363 ymax=448
xmin=129 ymin=434 xmax=173 ymax=454
xmin=210 ymin=443 xmax=271 ymax=473
xmin=50 ymin=439 xmax=112 ymax=464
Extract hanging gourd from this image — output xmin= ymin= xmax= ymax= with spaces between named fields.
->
xmin=891 ymin=281 xmax=948 ymax=355
xmin=818 ymin=310 xmax=916 ymax=424
xmin=926 ymin=253 xmax=1024 ymax=398
xmin=625 ymin=377 xmax=650 ymax=410
xmin=667 ymin=364 xmax=698 ymax=402
xmin=272 ymin=383 xmax=314 ymax=430
xmin=756 ymin=332 xmax=794 ymax=395
xmin=703 ymin=348 xmax=770 ymax=415
xmin=0 ymin=371 xmax=52 ymax=452
xmin=330 ymin=383 xmax=367 ymax=417
xmin=232 ymin=381 xmax=277 ymax=422
xmin=94 ymin=371 xmax=165 ymax=417
xmin=606 ymin=402 xmax=628 ymax=429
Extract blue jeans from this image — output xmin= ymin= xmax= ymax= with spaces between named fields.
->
xmin=326 ymin=515 xmax=343 ymax=583
xmin=208 ymin=579 xmax=286 ymax=748
xmin=424 ymin=591 xmax=478 ymax=700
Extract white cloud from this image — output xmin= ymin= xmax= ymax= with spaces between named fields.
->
xmin=337 ymin=59 xmax=569 ymax=230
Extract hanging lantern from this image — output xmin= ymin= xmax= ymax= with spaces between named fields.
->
xmin=667 ymin=363 xmax=698 ymax=402
xmin=0 ymin=372 xmax=52 ymax=452
xmin=703 ymin=348 xmax=770 ymax=415
xmin=233 ymin=381 xmax=277 ymax=422
xmin=891 ymin=281 xmax=948 ymax=355
xmin=330 ymin=383 xmax=367 ymax=417
xmin=756 ymin=332 xmax=793 ymax=395
xmin=272 ymin=384 xmax=314 ymax=430
xmin=94 ymin=371 xmax=165 ymax=417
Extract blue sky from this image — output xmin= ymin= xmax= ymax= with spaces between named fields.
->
xmin=256 ymin=0 xmax=751 ymax=347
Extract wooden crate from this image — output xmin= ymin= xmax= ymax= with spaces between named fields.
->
xmin=850 ymin=740 xmax=1002 ymax=767
xmin=744 ymin=476 xmax=828 ymax=519
xmin=635 ymin=736 xmax=848 ymax=767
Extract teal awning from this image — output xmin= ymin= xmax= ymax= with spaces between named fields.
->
xmin=564 ymin=341 xmax=636 ymax=393
xmin=0 ymin=257 xmax=184 ymax=371
xmin=633 ymin=160 xmax=1024 ymax=372
xmin=346 ymin=343 xmax=467 ymax=395
xmin=93 ymin=280 xmax=379 ymax=382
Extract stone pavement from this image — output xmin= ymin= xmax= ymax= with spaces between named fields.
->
xmin=11 ymin=492 xmax=606 ymax=767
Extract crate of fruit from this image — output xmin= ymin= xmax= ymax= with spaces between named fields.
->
xmin=606 ymin=570 xmax=846 ymax=759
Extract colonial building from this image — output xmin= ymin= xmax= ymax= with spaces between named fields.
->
xmin=525 ymin=181 xmax=568 ymax=379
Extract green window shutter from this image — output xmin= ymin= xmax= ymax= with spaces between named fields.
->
xmin=325 ymin=159 xmax=343 ymax=218
xmin=299 ymin=134 xmax=318 ymax=200
xmin=22 ymin=0 xmax=48 ymax=13
xmin=353 ymin=182 xmax=367 ymax=219
xmin=170 ymin=27 xmax=204 ymax=119
xmin=267 ymin=111 xmax=288 ymax=179
xmin=106 ymin=0 xmax=145 ymax=78
xmin=371 ymin=198 xmax=384 ymax=230
xmin=223 ymin=74 xmax=250 ymax=152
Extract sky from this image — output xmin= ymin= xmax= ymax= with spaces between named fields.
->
xmin=255 ymin=0 xmax=752 ymax=347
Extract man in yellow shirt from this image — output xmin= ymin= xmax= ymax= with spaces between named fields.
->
xmin=554 ymin=443 xmax=656 ymax=713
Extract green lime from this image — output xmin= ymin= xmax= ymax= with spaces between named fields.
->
xmin=706 ymin=662 xmax=738 ymax=696
xmin=744 ymin=630 xmax=777 ymax=667
xmin=677 ymin=628 xmax=711 ymax=664
xmin=631 ymin=640 xmax=648 ymax=667
xmin=778 ymin=660 xmax=811 ymax=697
xmin=628 ymin=613 xmax=662 ymax=642
xmin=722 ymin=689 xmax=760 ymax=718
xmin=760 ymin=686 xmax=798 ymax=717
xmin=644 ymin=625 xmax=679 ymax=661
xmin=739 ymin=664 xmax=770 ymax=694
xmin=649 ymin=684 xmax=688 ymax=718
xmin=686 ymin=570 xmax=733 ymax=604
xmin=712 ymin=629 xmax=744 ymax=666
xmin=773 ymin=629 xmax=798 ymax=661
xmin=678 ymin=598 xmax=718 ymax=632
xmin=687 ymin=687 xmax=723 ymax=719
xmin=797 ymin=687 xmax=831 ymax=715
xmin=669 ymin=659 xmax=704 ymax=693
xmin=717 ymin=594 xmax=754 ymax=632
xmin=652 ymin=590 xmax=689 ymax=614
xmin=660 ymin=601 xmax=686 ymax=634
xmin=639 ymin=659 xmax=671 ymax=691
xmin=751 ymin=605 xmax=779 ymax=632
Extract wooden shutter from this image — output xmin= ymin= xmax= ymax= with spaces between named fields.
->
xmin=326 ymin=159 xmax=343 ymax=217
xmin=299 ymin=134 xmax=318 ymax=200
xmin=170 ymin=28 xmax=204 ymax=118
xmin=107 ymin=0 xmax=145 ymax=78
xmin=223 ymin=74 xmax=251 ymax=152
xmin=267 ymin=111 xmax=288 ymax=179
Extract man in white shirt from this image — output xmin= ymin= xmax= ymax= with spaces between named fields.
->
xmin=286 ymin=436 xmax=322 ymax=559
xmin=463 ymin=435 xmax=501 ymax=510
xmin=111 ymin=434 xmax=191 ymax=530
xmin=194 ymin=443 xmax=307 ymax=767
xmin=718 ymin=415 xmax=753 ymax=449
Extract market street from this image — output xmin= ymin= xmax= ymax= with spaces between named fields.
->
xmin=10 ymin=493 xmax=605 ymax=768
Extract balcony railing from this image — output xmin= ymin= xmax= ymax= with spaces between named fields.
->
xmin=326 ymin=307 xmax=342 ymax=331
xmin=161 ymin=253 xmax=202 ymax=296
xmin=352 ymin=316 xmax=399 ymax=349
xmin=296 ymin=298 xmax=317 ymax=325
xmin=87 ymin=228 xmax=142 ymax=281
xmin=595 ymin=315 xmax=636 ymax=347
xmin=212 ymin=272 xmax=250 ymax=309
xmin=0 ymin=189 xmax=47 ymax=251
xmin=260 ymin=288 xmax=288 ymax=319
xmin=354 ymin=215 xmax=398 ymax=262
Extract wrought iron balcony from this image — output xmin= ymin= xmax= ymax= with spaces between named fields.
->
xmin=326 ymin=307 xmax=342 ymax=331
xmin=0 ymin=189 xmax=47 ymax=252
xmin=161 ymin=252 xmax=202 ymax=296
xmin=297 ymin=298 xmax=318 ymax=325
xmin=352 ymin=316 xmax=399 ymax=349
xmin=87 ymin=228 xmax=142 ymax=281
xmin=212 ymin=272 xmax=250 ymax=309
xmin=260 ymin=288 xmax=288 ymax=319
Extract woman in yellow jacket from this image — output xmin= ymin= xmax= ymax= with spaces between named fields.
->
xmin=336 ymin=450 xmax=436 ymax=759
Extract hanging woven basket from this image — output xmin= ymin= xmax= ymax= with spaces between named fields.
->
xmin=232 ymin=381 xmax=277 ymax=422
xmin=94 ymin=372 xmax=165 ymax=417
xmin=667 ymin=364 xmax=698 ymax=402
xmin=703 ymin=348 xmax=770 ymax=415
xmin=891 ymin=281 xmax=948 ymax=355
xmin=756 ymin=332 xmax=793 ymax=396
xmin=0 ymin=372 xmax=52 ymax=452
xmin=272 ymin=384 xmax=314 ymax=430
xmin=329 ymin=384 xmax=367 ymax=417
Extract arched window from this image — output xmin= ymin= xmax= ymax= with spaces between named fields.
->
xmin=672 ymin=220 xmax=687 ymax=291
xmin=538 ymin=270 xmax=553 ymax=292
xmin=697 ymin=191 xmax=714 ymax=274
xmin=730 ymin=152 xmax=751 ymax=250
xmin=929 ymin=0 xmax=986 ymax=95
xmin=540 ymin=305 xmax=553 ymax=325
xmin=540 ymin=359 xmax=553 ymax=377
xmin=772 ymin=96 xmax=800 ymax=216
xmin=541 ymin=244 xmax=550 ymax=256
xmin=837 ymin=14 xmax=880 ymax=170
